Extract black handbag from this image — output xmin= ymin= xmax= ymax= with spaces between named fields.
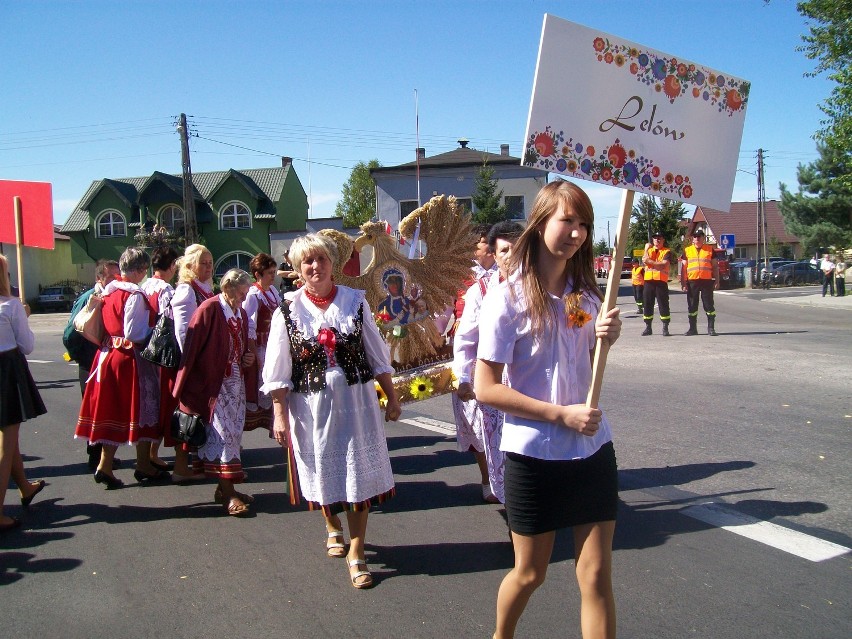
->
xmin=141 ymin=312 xmax=181 ymax=368
xmin=170 ymin=408 xmax=208 ymax=447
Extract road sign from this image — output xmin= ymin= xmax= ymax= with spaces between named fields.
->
xmin=720 ymin=233 xmax=735 ymax=250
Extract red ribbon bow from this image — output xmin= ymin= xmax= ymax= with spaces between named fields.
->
xmin=318 ymin=328 xmax=337 ymax=367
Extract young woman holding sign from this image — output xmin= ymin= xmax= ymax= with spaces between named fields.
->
xmin=474 ymin=180 xmax=621 ymax=639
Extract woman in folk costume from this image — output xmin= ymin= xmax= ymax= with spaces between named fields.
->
xmin=75 ymin=247 xmax=170 ymax=489
xmin=0 ymin=254 xmax=48 ymax=532
xmin=262 ymin=233 xmax=401 ymax=589
xmin=167 ymin=243 xmax=215 ymax=483
xmin=242 ymin=253 xmax=282 ymax=435
xmin=452 ymin=221 xmax=523 ymax=505
xmin=139 ymin=245 xmax=180 ymax=472
xmin=173 ymin=269 xmax=256 ymax=517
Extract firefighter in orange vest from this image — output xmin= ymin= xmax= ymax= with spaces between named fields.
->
xmin=680 ymin=228 xmax=719 ymax=336
xmin=630 ymin=257 xmax=644 ymax=314
xmin=642 ymin=231 xmax=672 ymax=336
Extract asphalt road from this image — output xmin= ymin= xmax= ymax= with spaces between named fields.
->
xmin=3 ymin=283 xmax=850 ymax=639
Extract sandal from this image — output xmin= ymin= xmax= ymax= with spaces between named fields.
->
xmin=214 ymin=487 xmax=255 ymax=505
xmin=225 ymin=497 xmax=250 ymax=517
xmin=21 ymin=479 xmax=47 ymax=507
xmin=347 ymin=558 xmax=374 ymax=589
xmin=326 ymin=530 xmax=347 ymax=558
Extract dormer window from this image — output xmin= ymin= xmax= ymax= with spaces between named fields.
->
xmin=220 ymin=202 xmax=251 ymax=230
xmin=159 ymin=204 xmax=185 ymax=235
xmin=96 ymin=210 xmax=127 ymax=237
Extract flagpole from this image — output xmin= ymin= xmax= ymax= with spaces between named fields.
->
xmin=409 ymin=89 xmax=423 ymax=259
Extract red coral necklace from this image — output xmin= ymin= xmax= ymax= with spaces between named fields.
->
xmin=304 ymin=284 xmax=337 ymax=309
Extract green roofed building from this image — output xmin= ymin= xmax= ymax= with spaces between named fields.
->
xmin=59 ymin=158 xmax=307 ymax=277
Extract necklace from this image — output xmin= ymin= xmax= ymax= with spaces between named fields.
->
xmin=304 ymin=284 xmax=337 ymax=308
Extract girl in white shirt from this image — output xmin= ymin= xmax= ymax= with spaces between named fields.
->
xmin=475 ymin=180 xmax=622 ymax=639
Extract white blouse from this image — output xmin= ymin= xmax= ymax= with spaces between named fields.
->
xmin=172 ymin=280 xmax=213 ymax=351
xmin=242 ymin=284 xmax=282 ymax=341
xmin=452 ymin=270 xmax=500 ymax=384
xmin=140 ymin=277 xmax=175 ymax=315
xmin=477 ymin=272 xmax=612 ymax=461
xmin=261 ymin=286 xmax=394 ymax=394
xmin=102 ymin=280 xmax=152 ymax=344
xmin=0 ymin=296 xmax=35 ymax=354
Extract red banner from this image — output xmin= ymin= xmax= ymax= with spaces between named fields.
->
xmin=0 ymin=180 xmax=55 ymax=249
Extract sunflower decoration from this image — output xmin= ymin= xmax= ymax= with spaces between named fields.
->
xmin=564 ymin=292 xmax=592 ymax=329
xmin=62 ymin=352 xmax=72 ymax=362
xmin=374 ymin=381 xmax=388 ymax=409
xmin=409 ymin=375 xmax=434 ymax=401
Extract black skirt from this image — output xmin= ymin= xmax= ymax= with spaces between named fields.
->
xmin=0 ymin=348 xmax=47 ymax=429
xmin=504 ymin=441 xmax=618 ymax=535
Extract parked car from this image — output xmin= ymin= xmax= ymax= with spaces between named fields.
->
xmin=38 ymin=285 xmax=77 ymax=312
xmin=770 ymin=262 xmax=822 ymax=286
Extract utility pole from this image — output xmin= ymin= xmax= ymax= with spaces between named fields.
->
xmin=177 ymin=113 xmax=198 ymax=244
xmin=756 ymin=149 xmax=767 ymax=273
xmin=607 ymin=220 xmax=611 ymax=253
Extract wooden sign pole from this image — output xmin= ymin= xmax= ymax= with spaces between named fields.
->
xmin=586 ymin=188 xmax=634 ymax=408
xmin=13 ymin=196 xmax=26 ymax=306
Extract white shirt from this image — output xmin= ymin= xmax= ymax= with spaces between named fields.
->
xmin=242 ymin=284 xmax=282 ymax=340
xmin=0 ymin=295 xmax=35 ymax=354
xmin=452 ymin=270 xmax=500 ymax=384
xmin=261 ymin=286 xmax=394 ymax=394
xmin=477 ymin=273 xmax=612 ymax=461
xmin=102 ymin=280 xmax=152 ymax=343
xmin=140 ymin=277 xmax=175 ymax=315
xmin=171 ymin=280 xmax=213 ymax=351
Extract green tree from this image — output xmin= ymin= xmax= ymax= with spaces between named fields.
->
xmin=471 ymin=160 xmax=508 ymax=224
xmin=593 ymin=238 xmax=608 ymax=256
xmin=796 ymin=0 xmax=852 ymax=160
xmin=627 ymin=195 xmax=687 ymax=260
xmin=335 ymin=159 xmax=381 ymax=227
xmin=778 ymin=143 xmax=852 ymax=254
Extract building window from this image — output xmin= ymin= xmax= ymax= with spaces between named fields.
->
xmin=504 ymin=195 xmax=525 ymax=219
xmin=734 ymin=247 xmax=748 ymax=259
xmin=215 ymin=252 xmax=254 ymax=279
xmin=220 ymin=202 xmax=251 ymax=230
xmin=399 ymin=200 xmax=419 ymax=218
xmin=96 ymin=210 xmax=126 ymax=237
xmin=455 ymin=198 xmax=473 ymax=213
xmin=159 ymin=204 xmax=185 ymax=236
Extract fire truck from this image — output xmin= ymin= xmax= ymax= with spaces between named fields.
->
xmin=594 ymin=255 xmax=633 ymax=279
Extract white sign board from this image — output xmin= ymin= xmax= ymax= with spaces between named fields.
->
xmin=523 ymin=15 xmax=750 ymax=211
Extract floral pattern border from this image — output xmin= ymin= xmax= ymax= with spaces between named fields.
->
xmin=592 ymin=36 xmax=749 ymax=116
xmin=523 ymin=127 xmax=694 ymax=199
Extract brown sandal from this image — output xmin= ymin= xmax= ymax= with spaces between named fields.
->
xmin=225 ymin=497 xmax=250 ymax=517
xmin=215 ymin=487 xmax=254 ymax=505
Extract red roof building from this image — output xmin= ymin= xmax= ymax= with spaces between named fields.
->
xmin=686 ymin=200 xmax=801 ymax=259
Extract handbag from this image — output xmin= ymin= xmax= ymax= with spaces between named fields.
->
xmin=141 ymin=312 xmax=181 ymax=368
xmin=170 ymin=408 xmax=208 ymax=447
xmin=73 ymin=294 xmax=105 ymax=345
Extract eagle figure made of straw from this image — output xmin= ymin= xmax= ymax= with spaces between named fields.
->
xmin=319 ymin=195 xmax=476 ymax=369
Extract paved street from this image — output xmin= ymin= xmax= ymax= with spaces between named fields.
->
xmin=2 ymin=283 xmax=850 ymax=639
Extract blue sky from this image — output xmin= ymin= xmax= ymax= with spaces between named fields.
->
xmin=0 ymin=0 xmax=833 ymax=244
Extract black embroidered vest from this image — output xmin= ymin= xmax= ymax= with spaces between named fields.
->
xmin=281 ymin=299 xmax=375 ymax=394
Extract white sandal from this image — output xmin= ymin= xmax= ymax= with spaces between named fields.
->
xmin=348 ymin=558 xmax=373 ymax=589
xmin=326 ymin=530 xmax=347 ymax=558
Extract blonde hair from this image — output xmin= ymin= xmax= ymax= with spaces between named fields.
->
xmin=177 ymin=243 xmax=213 ymax=284
xmin=0 ymin=254 xmax=11 ymax=297
xmin=288 ymin=234 xmax=338 ymax=272
xmin=509 ymin=180 xmax=601 ymax=338
xmin=220 ymin=268 xmax=252 ymax=292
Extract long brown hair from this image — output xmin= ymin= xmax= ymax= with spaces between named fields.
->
xmin=0 ymin=254 xmax=11 ymax=297
xmin=508 ymin=180 xmax=601 ymax=338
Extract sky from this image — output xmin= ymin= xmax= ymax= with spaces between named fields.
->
xmin=0 ymin=0 xmax=834 ymax=246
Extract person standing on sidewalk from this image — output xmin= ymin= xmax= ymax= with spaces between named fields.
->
xmin=680 ymin=229 xmax=719 ymax=336
xmin=630 ymin=257 xmax=644 ymax=314
xmin=642 ymin=231 xmax=672 ymax=336
xmin=820 ymin=253 xmax=836 ymax=297
xmin=833 ymin=256 xmax=846 ymax=297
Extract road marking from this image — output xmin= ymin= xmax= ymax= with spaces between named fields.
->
xmin=682 ymin=502 xmax=850 ymax=562
xmin=27 ymin=359 xmax=52 ymax=364
xmin=400 ymin=416 xmax=455 ymax=436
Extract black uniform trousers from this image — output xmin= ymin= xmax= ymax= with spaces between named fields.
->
xmin=642 ymin=280 xmax=670 ymax=321
xmin=686 ymin=279 xmax=716 ymax=317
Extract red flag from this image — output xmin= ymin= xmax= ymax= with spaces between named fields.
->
xmin=0 ymin=181 xmax=54 ymax=249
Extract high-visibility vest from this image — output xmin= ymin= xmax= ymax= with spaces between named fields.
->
xmin=631 ymin=266 xmax=644 ymax=285
xmin=644 ymin=248 xmax=671 ymax=282
xmin=684 ymin=244 xmax=714 ymax=280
